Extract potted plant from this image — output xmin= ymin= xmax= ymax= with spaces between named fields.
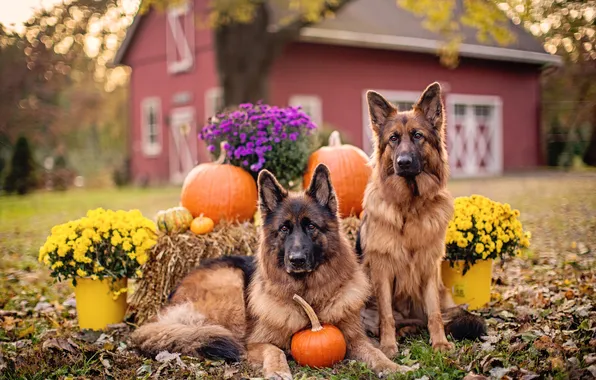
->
xmin=39 ymin=208 xmax=157 ymax=330
xmin=199 ymin=102 xmax=317 ymax=188
xmin=442 ymin=195 xmax=531 ymax=310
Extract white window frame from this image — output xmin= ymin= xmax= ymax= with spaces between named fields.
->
xmin=166 ymin=0 xmax=194 ymax=74
xmin=141 ymin=97 xmax=162 ymax=157
xmin=289 ymin=95 xmax=323 ymax=127
xmin=204 ymin=87 xmax=223 ymax=121
xmin=361 ymin=90 xmax=420 ymax=154
xmin=445 ymin=94 xmax=503 ymax=177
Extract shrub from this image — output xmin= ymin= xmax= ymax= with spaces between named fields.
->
xmin=445 ymin=195 xmax=531 ymax=275
xmin=4 ymin=136 xmax=36 ymax=195
xmin=38 ymin=208 xmax=157 ymax=295
xmin=199 ymin=102 xmax=317 ymax=187
xmin=112 ymin=157 xmax=131 ymax=188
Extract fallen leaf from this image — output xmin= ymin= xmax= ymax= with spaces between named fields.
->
xmin=17 ymin=325 xmax=35 ymax=339
xmin=223 ymin=366 xmax=238 ymax=379
xmin=42 ymin=338 xmax=78 ymax=354
xmin=549 ymin=356 xmax=565 ymax=371
xmin=564 ymin=290 xmax=574 ymax=299
xmin=587 ymin=365 xmax=596 ymax=378
xmin=155 ymin=350 xmax=186 ymax=368
xmin=489 ymin=366 xmax=512 ymax=379
xmin=33 ymin=301 xmax=53 ymax=313
xmin=463 ymin=373 xmax=488 ymax=380
xmin=585 ymin=353 xmax=596 ymax=365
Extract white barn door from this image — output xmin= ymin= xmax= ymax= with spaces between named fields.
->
xmin=169 ymin=107 xmax=197 ymax=184
xmin=445 ymin=95 xmax=503 ymax=177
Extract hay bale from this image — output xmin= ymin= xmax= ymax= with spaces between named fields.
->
xmin=128 ymin=221 xmax=259 ymax=324
xmin=128 ymin=217 xmax=362 ymax=324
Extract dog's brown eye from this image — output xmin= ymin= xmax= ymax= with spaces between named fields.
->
xmin=307 ymin=223 xmax=316 ymax=231
xmin=279 ymin=225 xmax=289 ymax=233
xmin=390 ymin=134 xmax=398 ymax=142
xmin=413 ymin=131 xmax=423 ymax=140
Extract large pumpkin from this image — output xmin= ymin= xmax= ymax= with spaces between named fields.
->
xmin=181 ymin=142 xmax=258 ymax=224
xmin=303 ymin=131 xmax=371 ymax=217
xmin=291 ymin=294 xmax=346 ymax=368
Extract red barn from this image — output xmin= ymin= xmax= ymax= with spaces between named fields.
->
xmin=113 ymin=0 xmax=560 ymax=185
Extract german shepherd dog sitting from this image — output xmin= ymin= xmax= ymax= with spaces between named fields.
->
xmin=357 ymin=83 xmax=486 ymax=358
xmin=132 ymin=164 xmax=411 ymax=379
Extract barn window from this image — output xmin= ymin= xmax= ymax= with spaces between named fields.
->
xmin=141 ymin=97 xmax=162 ymax=157
xmin=289 ymin=95 xmax=322 ymax=127
xmin=204 ymin=88 xmax=224 ymax=121
xmin=446 ymin=95 xmax=503 ymax=177
xmin=166 ymin=1 xmax=194 ymax=74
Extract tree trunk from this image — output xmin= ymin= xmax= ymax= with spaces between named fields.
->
xmin=213 ymin=0 xmax=356 ymax=109
xmin=582 ymin=104 xmax=596 ymax=166
xmin=214 ymin=3 xmax=280 ymax=108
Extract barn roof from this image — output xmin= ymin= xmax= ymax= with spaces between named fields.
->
xmin=113 ymin=0 xmax=561 ymax=66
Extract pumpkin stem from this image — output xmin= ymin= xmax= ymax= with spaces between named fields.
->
xmin=328 ymin=131 xmax=342 ymax=147
xmin=293 ymin=294 xmax=323 ymax=332
xmin=215 ymin=141 xmax=228 ymax=164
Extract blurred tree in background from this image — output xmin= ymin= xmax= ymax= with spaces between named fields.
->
xmin=4 ymin=136 xmax=36 ymax=195
xmin=0 ymin=0 xmax=134 ymax=188
xmin=500 ymin=0 xmax=596 ymax=166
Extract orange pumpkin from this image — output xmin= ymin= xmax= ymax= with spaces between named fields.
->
xmin=181 ymin=142 xmax=258 ymax=224
xmin=190 ymin=216 xmax=215 ymax=235
xmin=303 ymin=131 xmax=371 ymax=218
xmin=291 ymin=294 xmax=346 ymax=368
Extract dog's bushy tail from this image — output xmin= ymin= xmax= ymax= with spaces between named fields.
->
xmin=443 ymin=306 xmax=487 ymax=341
xmin=131 ymin=303 xmax=244 ymax=362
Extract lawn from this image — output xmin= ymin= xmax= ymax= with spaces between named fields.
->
xmin=1 ymin=173 xmax=595 ymax=379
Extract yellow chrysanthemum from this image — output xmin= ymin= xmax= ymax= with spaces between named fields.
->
xmin=76 ymin=269 xmax=88 ymax=277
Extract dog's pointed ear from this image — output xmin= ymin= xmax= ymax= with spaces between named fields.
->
xmin=257 ymin=170 xmax=287 ymax=215
xmin=367 ymin=90 xmax=396 ymax=135
xmin=306 ymin=164 xmax=338 ymax=215
xmin=414 ymin=82 xmax=444 ymax=130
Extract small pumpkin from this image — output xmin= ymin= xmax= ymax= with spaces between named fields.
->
xmin=291 ymin=294 xmax=346 ymax=368
xmin=181 ymin=141 xmax=258 ymax=224
xmin=190 ymin=216 xmax=215 ymax=235
xmin=156 ymin=206 xmax=194 ymax=234
xmin=303 ymin=131 xmax=371 ymax=218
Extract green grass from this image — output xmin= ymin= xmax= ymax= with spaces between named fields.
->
xmin=1 ymin=173 xmax=596 ymax=379
xmin=0 ymin=186 xmax=180 ymax=308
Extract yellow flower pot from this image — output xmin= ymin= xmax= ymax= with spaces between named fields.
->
xmin=73 ymin=277 xmax=127 ymax=331
xmin=441 ymin=259 xmax=493 ymax=310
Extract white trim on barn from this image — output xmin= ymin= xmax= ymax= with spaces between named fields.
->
xmin=204 ymin=87 xmax=223 ymax=120
xmin=166 ymin=0 xmax=194 ymax=74
xmin=140 ymin=97 xmax=162 ymax=157
xmin=445 ymin=94 xmax=503 ymax=178
xmin=289 ymin=94 xmax=323 ymax=127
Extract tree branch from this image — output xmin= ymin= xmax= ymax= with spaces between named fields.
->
xmin=270 ymin=0 xmax=357 ymax=50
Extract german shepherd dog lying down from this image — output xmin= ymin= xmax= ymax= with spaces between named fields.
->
xmin=131 ymin=164 xmax=411 ymax=379
xmin=357 ymin=83 xmax=487 ymax=358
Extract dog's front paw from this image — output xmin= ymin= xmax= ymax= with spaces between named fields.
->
xmin=265 ymin=371 xmax=293 ymax=380
xmin=379 ymin=343 xmax=398 ymax=358
xmin=377 ymin=361 xmax=414 ymax=377
xmin=431 ymin=340 xmax=454 ymax=352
